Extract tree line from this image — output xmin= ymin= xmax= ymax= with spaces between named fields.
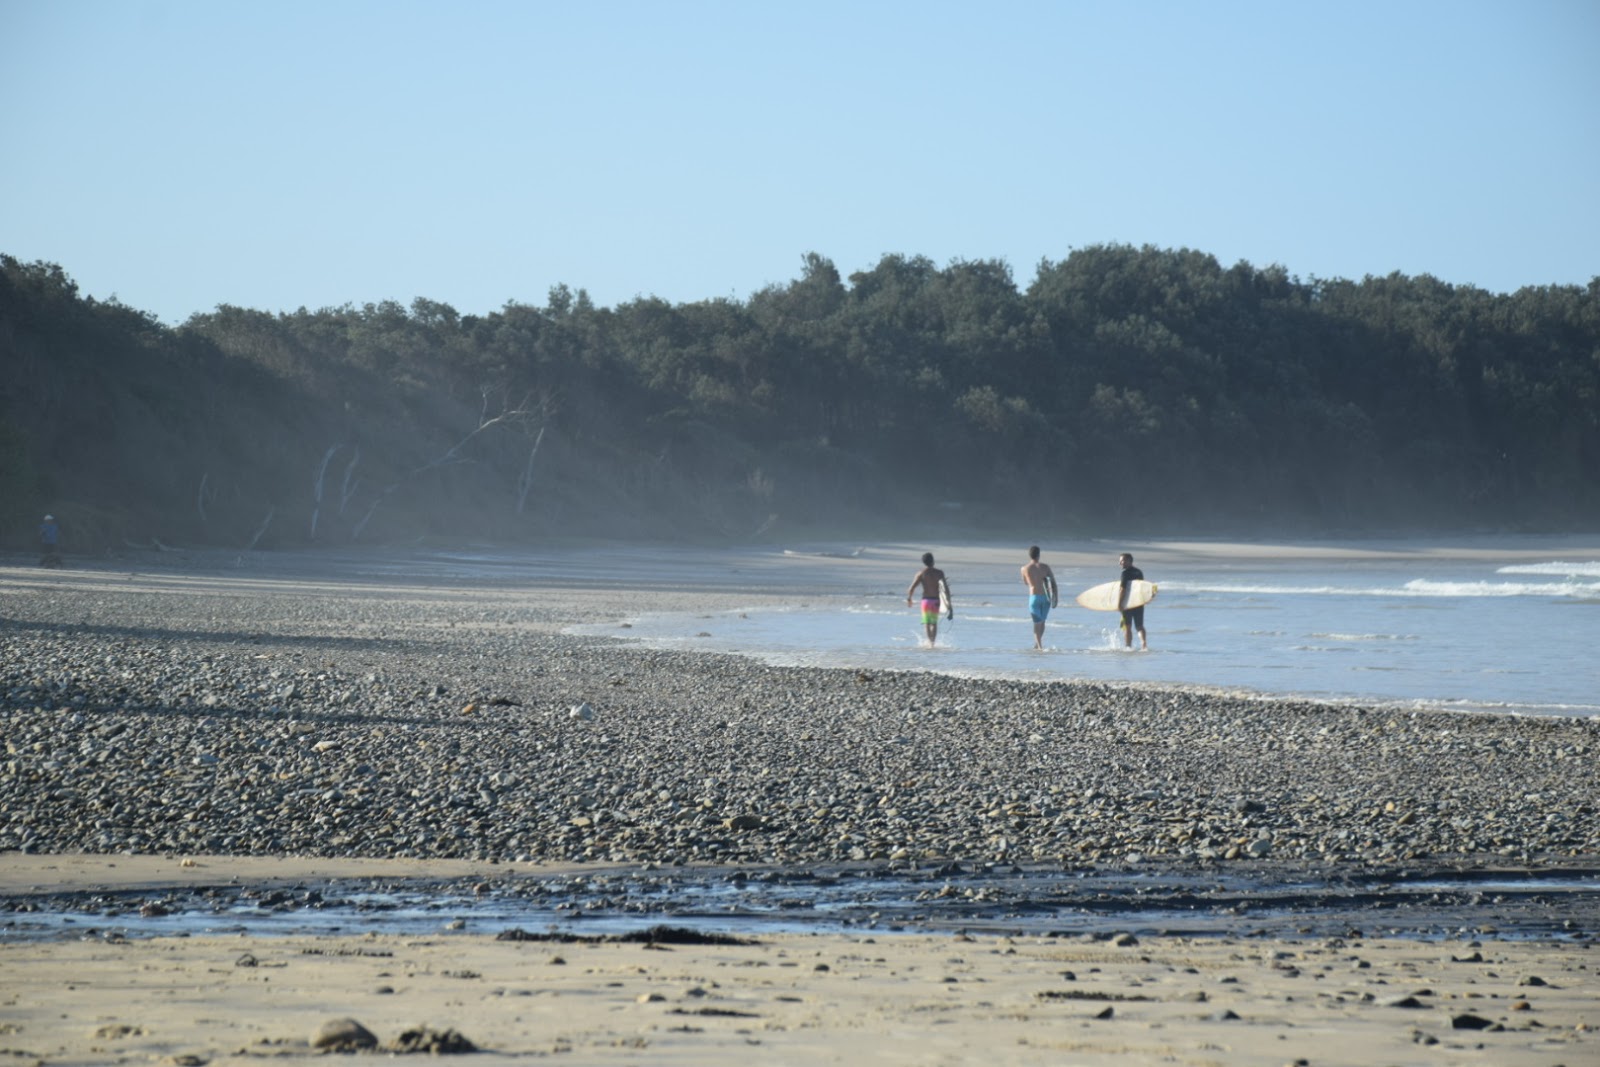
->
xmin=2 ymin=245 xmax=1596 ymax=551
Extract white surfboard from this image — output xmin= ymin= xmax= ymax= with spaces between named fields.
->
xmin=938 ymin=578 xmax=953 ymax=619
xmin=1075 ymin=579 xmax=1157 ymax=612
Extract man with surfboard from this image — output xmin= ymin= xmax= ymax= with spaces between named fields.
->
xmin=1020 ymin=545 xmax=1058 ymax=649
xmin=1073 ymin=555 xmax=1157 ymax=644
xmin=1117 ymin=552 xmax=1149 ymax=650
xmin=905 ymin=552 xmax=952 ymax=646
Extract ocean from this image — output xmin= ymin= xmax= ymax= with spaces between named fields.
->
xmin=559 ymin=538 xmax=1600 ymax=719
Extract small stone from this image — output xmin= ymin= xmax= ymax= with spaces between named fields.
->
xmin=1387 ymin=995 xmax=1428 ymax=1009
xmin=310 ymin=1018 xmax=378 ymax=1050
xmin=1451 ymin=1013 xmax=1494 ymax=1030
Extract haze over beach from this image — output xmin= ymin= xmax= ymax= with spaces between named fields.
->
xmin=3 ymin=2 xmax=1598 ymax=1064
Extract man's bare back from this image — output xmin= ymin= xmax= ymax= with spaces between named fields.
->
xmin=909 ymin=566 xmax=946 ymax=601
xmin=1021 ymin=559 xmax=1054 ymax=595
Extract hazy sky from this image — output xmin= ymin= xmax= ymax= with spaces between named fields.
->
xmin=3 ymin=0 xmax=1596 ymax=324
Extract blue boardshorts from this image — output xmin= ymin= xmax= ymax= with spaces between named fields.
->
xmin=1029 ymin=594 xmax=1051 ymax=624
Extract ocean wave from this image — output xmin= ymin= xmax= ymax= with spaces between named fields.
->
xmin=1308 ymin=632 xmax=1418 ymax=642
xmin=1402 ymin=579 xmax=1600 ymax=598
xmin=1496 ymin=561 xmax=1600 ymax=578
xmin=1180 ymin=580 xmax=1600 ymax=599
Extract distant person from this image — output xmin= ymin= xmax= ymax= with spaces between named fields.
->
xmin=905 ymin=552 xmax=952 ymax=646
xmin=1117 ymin=552 xmax=1148 ymax=650
xmin=38 ymin=514 xmax=62 ymax=568
xmin=1020 ymin=545 xmax=1058 ymax=649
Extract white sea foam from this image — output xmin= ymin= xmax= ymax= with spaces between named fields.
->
xmin=1497 ymin=561 xmax=1600 ymax=578
xmin=1308 ymin=632 xmax=1418 ymax=642
xmin=1402 ymin=579 xmax=1600 ymax=598
xmin=1176 ymin=579 xmax=1600 ymax=599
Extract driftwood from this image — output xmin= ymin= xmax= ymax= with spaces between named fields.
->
xmin=122 ymin=538 xmax=175 ymax=551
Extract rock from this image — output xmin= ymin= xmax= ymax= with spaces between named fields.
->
xmin=571 ymin=702 xmax=595 ymax=721
xmin=1451 ymin=1013 xmax=1495 ymax=1030
xmin=390 ymin=1026 xmax=476 ymax=1053
xmin=1386 ymin=996 xmax=1428 ymax=1009
xmin=310 ymin=1018 xmax=378 ymax=1050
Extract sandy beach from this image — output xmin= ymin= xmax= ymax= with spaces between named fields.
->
xmin=2 ymin=539 xmax=1597 ymax=1064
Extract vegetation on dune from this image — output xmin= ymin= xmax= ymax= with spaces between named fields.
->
xmin=1 ymin=247 xmax=1596 ymax=551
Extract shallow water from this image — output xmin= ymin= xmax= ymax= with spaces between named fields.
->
xmin=5 ymin=864 xmax=1596 ymax=943
xmin=569 ymin=549 xmax=1600 ymax=717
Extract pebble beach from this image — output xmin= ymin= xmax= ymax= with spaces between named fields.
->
xmin=2 ymin=543 xmax=1596 ymax=1065
xmin=3 ymin=547 xmax=1596 ymax=871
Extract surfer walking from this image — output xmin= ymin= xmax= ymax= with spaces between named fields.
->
xmin=1117 ymin=552 xmax=1148 ymax=650
xmin=1020 ymin=545 xmax=1058 ymax=649
xmin=905 ymin=552 xmax=951 ymax=646
xmin=39 ymin=514 xmax=62 ymax=568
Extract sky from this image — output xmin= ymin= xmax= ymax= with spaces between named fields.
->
xmin=3 ymin=0 xmax=1596 ymax=324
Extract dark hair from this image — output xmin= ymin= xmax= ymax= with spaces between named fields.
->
xmin=921 ymin=552 xmax=934 ymax=567
xmin=1028 ymin=545 xmax=1040 ymax=560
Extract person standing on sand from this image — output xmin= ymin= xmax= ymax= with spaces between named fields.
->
xmin=1020 ymin=545 xmax=1058 ymax=649
xmin=1117 ymin=552 xmax=1148 ymax=650
xmin=905 ymin=552 xmax=951 ymax=646
xmin=38 ymin=514 xmax=62 ymax=568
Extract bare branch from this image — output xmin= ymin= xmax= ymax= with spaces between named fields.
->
xmin=516 ymin=424 xmax=546 ymax=514
xmin=310 ymin=445 xmax=340 ymax=540
xmin=339 ymin=447 xmax=361 ymax=513
xmin=245 ymin=507 xmax=275 ymax=551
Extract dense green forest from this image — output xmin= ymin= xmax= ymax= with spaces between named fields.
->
xmin=2 ymin=246 xmax=1596 ymax=552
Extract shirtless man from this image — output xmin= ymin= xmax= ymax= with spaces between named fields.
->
xmin=1020 ymin=545 xmax=1058 ymax=649
xmin=905 ymin=552 xmax=951 ymax=646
